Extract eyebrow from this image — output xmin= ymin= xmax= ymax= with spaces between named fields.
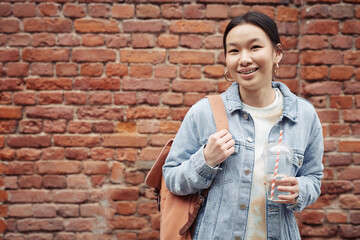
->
xmin=226 ymin=38 xmax=263 ymax=46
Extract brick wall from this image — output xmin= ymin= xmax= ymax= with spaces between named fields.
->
xmin=0 ymin=0 xmax=359 ymax=239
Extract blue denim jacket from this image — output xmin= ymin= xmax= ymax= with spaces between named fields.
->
xmin=163 ymin=81 xmax=324 ymax=240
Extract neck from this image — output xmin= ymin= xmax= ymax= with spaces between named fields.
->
xmin=239 ymin=84 xmax=276 ymax=108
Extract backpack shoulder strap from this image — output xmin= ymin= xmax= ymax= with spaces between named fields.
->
xmin=207 ymin=95 xmax=228 ymax=131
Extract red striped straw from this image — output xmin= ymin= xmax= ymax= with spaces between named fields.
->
xmin=270 ymin=129 xmax=283 ymax=200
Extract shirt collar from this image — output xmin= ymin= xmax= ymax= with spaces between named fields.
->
xmin=224 ymin=81 xmax=299 ymax=122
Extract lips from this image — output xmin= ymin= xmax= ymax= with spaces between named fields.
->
xmin=238 ymin=67 xmax=259 ymax=75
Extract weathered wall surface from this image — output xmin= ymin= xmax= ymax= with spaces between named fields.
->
xmin=0 ymin=0 xmax=359 ymax=239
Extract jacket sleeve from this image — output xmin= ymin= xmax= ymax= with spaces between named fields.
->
xmin=162 ymin=100 xmax=221 ymax=196
xmin=288 ymin=116 xmax=324 ymax=212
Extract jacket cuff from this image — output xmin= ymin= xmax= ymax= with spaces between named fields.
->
xmin=193 ymin=144 xmax=221 ymax=180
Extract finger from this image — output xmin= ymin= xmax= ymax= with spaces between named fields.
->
xmin=279 ymin=177 xmax=298 ymax=186
xmin=277 ymin=185 xmax=298 ymax=194
xmin=213 ymin=129 xmax=229 ymax=138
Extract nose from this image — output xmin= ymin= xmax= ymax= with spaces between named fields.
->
xmin=239 ymin=50 xmax=252 ymax=66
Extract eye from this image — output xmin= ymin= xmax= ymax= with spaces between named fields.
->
xmin=251 ymin=45 xmax=261 ymax=50
xmin=228 ymin=49 xmax=238 ymax=54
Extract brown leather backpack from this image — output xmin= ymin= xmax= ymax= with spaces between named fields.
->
xmin=145 ymin=95 xmax=228 ymax=240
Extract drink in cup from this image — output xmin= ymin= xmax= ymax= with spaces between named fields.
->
xmin=263 ymin=142 xmax=293 ymax=202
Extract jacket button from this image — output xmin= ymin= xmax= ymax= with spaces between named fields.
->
xmin=235 ymin=236 xmax=241 ymax=240
xmin=247 ymin=137 xmax=253 ymax=143
xmin=245 ymin=169 xmax=250 ymax=175
xmin=240 ymin=204 xmax=247 ymax=210
xmin=242 ymin=114 xmax=248 ymax=120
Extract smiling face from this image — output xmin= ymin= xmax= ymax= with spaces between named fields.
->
xmin=225 ymin=23 xmax=282 ymax=95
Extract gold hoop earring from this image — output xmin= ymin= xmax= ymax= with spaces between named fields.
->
xmin=274 ymin=63 xmax=279 ymax=76
xmin=224 ymin=70 xmax=235 ymax=83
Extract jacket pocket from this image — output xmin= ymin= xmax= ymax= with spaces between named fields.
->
xmin=292 ymin=150 xmax=304 ymax=176
xmin=267 ymin=203 xmax=281 ymax=239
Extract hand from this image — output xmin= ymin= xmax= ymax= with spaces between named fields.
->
xmin=203 ymin=129 xmax=235 ymax=167
xmin=274 ymin=177 xmax=299 ymax=204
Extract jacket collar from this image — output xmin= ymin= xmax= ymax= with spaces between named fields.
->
xmin=224 ymin=81 xmax=299 ymax=122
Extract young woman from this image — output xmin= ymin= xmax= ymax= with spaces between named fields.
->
xmin=163 ymin=11 xmax=324 ymax=240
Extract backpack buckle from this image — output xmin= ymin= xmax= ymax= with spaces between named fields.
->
xmin=154 ymin=189 xmax=161 ymax=211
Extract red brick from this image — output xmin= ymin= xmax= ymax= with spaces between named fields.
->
xmin=184 ymin=4 xmax=205 ymax=19
xmin=169 ymin=51 xmax=214 ymax=64
xmin=24 ymin=18 xmax=72 ymax=33
xmin=0 ymin=92 xmax=12 ymax=105
xmin=91 ymin=148 xmax=114 ymax=161
xmin=56 ymin=63 xmax=77 ymax=77
xmin=8 ymin=34 xmax=31 ymax=47
xmin=326 ymin=211 xmax=348 ymax=223
xmin=300 ymin=51 xmax=342 ymax=65
xmin=42 ymin=147 xmax=64 ymax=160
xmin=137 ymin=120 xmax=160 ymax=134
xmin=299 ymin=35 xmax=328 ymax=50
xmin=184 ymin=93 xmax=206 ymax=106
xmin=0 ymin=149 xmax=15 ymax=160
xmin=91 ymin=176 xmax=105 ymax=187
xmin=26 ymin=106 xmax=73 ymax=119
xmin=120 ymin=49 xmax=166 ymax=63
xmin=300 ymin=225 xmax=338 ymax=237
xmin=92 ymin=122 xmax=114 ymax=133
xmin=136 ymin=4 xmax=160 ymax=18
xmin=329 ymin=124 xmax=351 ymax=137
xmin=102 ymin=134 xmax=147 ymax=147
xmin=63 ymin=3 xmax=85 ymax=17
xmin=123 ymin=20 xmax=166 ymax=33
xmin=229 ymin=5 xmax=250 ymax=18
xmin=154 ymin=65 xmax=177 ymax=79
xmin=72 ymin=49 xmax=115 ymax=62
xmin=276 ymin=6 xmax=298 ymax=22
xmin=204 ymin=35 xmax=222 ymax=49
xmin=157 ymin=34 xmax=179 ymax=48
xmin=116 ymin=148 xmax=137 ymax=162
xmin=339 ymin=225 xmax=360 ymax=238
xmin=23 ymin=48 xmax=69 ymax=62
xmin=77 ymin=107 xmax=124 ymax=120
xmin=0 ymin=107 xmax=21 ymax=119
xmin=180 ymin=35 xmax=203 ymax=49
xmin=162 ymin=93 xmax=183 ymax=106
xmin=112 ymin=4 xmax=135 ymax=19
xmin=6 ymin=162 xmax=34 ymax=175
xmin=161 ymin=4 xmax=182 ymax=19
xmin=8 ymin=190 xmax=50 ymax=203
xmin=110 ymin=162 xmax=124 ymax=183
xmin=0 ymin=3 xmax=12 ymax=17
xmin=53 ymin=190 xmax=87 ymax=203
xmin=330 ymin=35 xmax=353 ymax=49
xmin=343 ymin=110 xmax=360 ymax=122
xmin=122 ymin=77 xmax=169 ymax=91
xmin=88 ymin=92 xmax=112 ymax=105
xmin=329 ymin=66 xmax=354 ymax=80
xmin=6 ymin=63 xmax=28 ymax=77
xmin=38 ymin=92 xmax=63 ymax=105
xmin=58 ymin=34 xmax=80 ymax=46
xmin=340 ymin=195 xmax=360 ymax=209
xmin=0 ymin=120 xmax=16 ymax=134
xmin=64 ymin=92 xmax=87 ymax=105
xmin=114 ymin=92 xmax=137 ymax=105
xmin=43 ymin=175 xmax=66 ymax=189
xmin=127 ymin=107 xmax=169 ymax=119
xmin=0 ymin=78 xmax=23 ymax=91
xmin=115 ymin=201 xmax=136 ymax=215
xmin=303 ymin=81 xmax=342 ymax=95
xmin=132 ymin=33 xmax=155 ymax=48
xmin=18 ymin=120 xmax=42 ymax=134
xmin=339 ymin=140 xmax=360 ymax=153
xmin=31 ymin=63 xmax=54 ymax=76
xmin=172 ymin=80 xmax=217 ymax=92
xmin=7 ymin=136 xmax=51 ymax=148
xmin=277 ymin=22 xmax=299 ymax=35
xmin=54 ymin=135 xmax=100 ymax=147
xmin=39 ymin=3 xmax=59 ymax=17
xmin=84 ymin=161 xmax=109 ymax=175
xmin=330 ymin=96 xmax=353 ymax=109
xmin=36 ymin=161 xmax=81 ymax=175
xmin=0 ymin=19 xmax=20 ymax=33
xmin=343 ymin=20 xmax=360 ymax=34
xmin=300 ymin=66 xmax=328 ymax=80
xmin=251 ymin=6 xmax=275 ymax=19
xmin=317 ymin=110 xmax=339 ymax=123
xmin=0 ymin=49 xmax=19 ymax=61
xmin=74 ymin=19 xmax=119 ymax=33
xmin=17 ymin=148 xmax=41 ymax=161
xmin=33 ymin=204 xmax=57 ymax=218
xmin=110 ymin=187 xmax=139 ymax=201
xmin=82 ymin=34 xmax=103 ymax=47
xmin=105 ymin=63 xmax=128 ymax=77
xmin=205 ymin=4 xmax=228 ymax=19
xmin=13 ymin=3 xmax=36 ymax=17
xmin=130 ymin=64 xmax=152 ymax=78
xmin=9 ymin=205 xmax=32 ymax=217
xmin=300 ymin=211 xmax=325 ymax=225
xmin=344 ymin=51 xmax=360 ymax=66
xmin=357 ymin=38 xmax=360 ymax=49
xmin=67 ymin=121 xmax=91 ymax=134
xmin=74 ymin=78 xmax=120 ymax=90
xmin=106 ymin=35 xmax=130 ymax=48
xmin=135 ymin=91 xmax=159 ymax=105
xmin=170 ymin=20 xmax=215 ymax=33
xmin=323 ymin=180 xmax=353 ymax=194
xmin=14 ymin=92 xmax=36 ymax=105
xmin=80 ymin=63 xmax=103 ymax=77
xmin=88 ymin=3 xmax=110 ymax=18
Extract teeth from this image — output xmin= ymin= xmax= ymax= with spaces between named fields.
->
xmin=241 ymin=69 xmax=257 ymax=74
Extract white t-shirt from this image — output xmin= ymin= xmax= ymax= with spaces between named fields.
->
xmin=242 ymin=88 xmax=284 ymax=240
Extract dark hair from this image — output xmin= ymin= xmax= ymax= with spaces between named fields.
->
xmin=223 ymin=11 xmax=282 ymax=55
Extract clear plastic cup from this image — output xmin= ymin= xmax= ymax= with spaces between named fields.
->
xmin=263 ymin=142 xmax=293 ymax=202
